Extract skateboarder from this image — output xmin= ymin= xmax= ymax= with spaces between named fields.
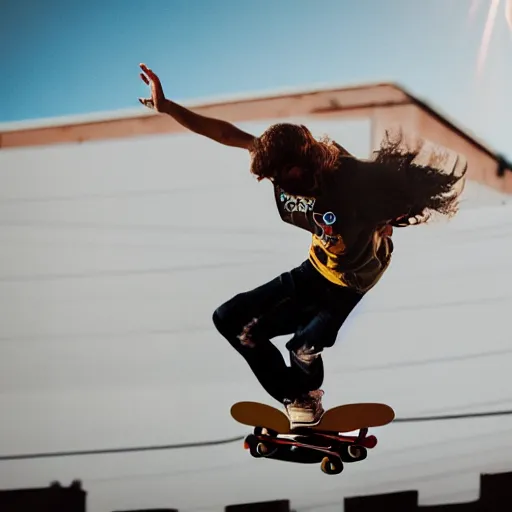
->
xmin=138 ymin=63 xmax=467 ymax=428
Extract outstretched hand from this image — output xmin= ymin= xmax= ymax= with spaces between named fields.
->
xmin=138 ymin=63 xmax=167 ymax=112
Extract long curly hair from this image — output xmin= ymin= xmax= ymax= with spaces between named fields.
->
xmin=249 ymin=123 xmax=467 ymax=228
xmin=342 ymin=129 xmax=468 ymax=227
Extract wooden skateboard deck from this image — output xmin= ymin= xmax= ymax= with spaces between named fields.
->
xmin=230 ymin=402 xmax=290 ymax=433
xmin=230 ymin=401 xmax=395 ymax=434
xmin=230 ymin=400 xmax=395 ymax=475
xmin=319 ymin=403 xmax=395 ymax=432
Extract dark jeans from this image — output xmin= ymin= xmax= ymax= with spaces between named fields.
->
xmin=212 ymin=260 xmax=364 ymax=404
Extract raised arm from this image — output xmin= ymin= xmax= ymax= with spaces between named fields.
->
xmin=138 ymin=64 xmax=256 ymax=150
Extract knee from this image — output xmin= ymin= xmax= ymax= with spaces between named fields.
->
xmin=212 ymin=294 xmax=244 ymax=339
xmin=290 ymin=343 xmax=323 ymax=365
xmin=212 ymin=306 xmax=230 ymax=338
xmin=286 ymin=334 xmax=323 ymax=359
xmin=212 ymin=294 xmax=261 ymax=349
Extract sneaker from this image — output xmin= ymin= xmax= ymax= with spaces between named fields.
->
xmin=284 ymin=389 xmax=325 ymax=429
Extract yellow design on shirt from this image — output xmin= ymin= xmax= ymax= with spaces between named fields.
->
xmin=308 ymin=229 xmax=392 ymax=292
xmin=274 ymin=186 xmax=393 ymax=292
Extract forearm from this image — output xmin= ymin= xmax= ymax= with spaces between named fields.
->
xmin=161 ymin=99 xmax=255 ymax=150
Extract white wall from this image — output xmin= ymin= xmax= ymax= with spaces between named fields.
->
xmin=0 ymin=118 xmax=511 ymax=511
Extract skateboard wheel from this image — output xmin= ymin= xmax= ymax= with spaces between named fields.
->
xmin=244 ymin=435 xmax=264 ymax=458
xmin=256 ymin=442 xmax=269 ymax=456
xmin=256 ymin=441 xmax=279 ymax=457
xmin=340 ymin=444 xmax=367 ymax=463
xmin=320 ymin=456 xmax=343 ymax=475
xmin=348 ymin=446 xmax=362 ymax=458
xmin=244 ymin=435 xmax=277 ymax=458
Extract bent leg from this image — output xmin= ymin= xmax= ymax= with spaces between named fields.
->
xmin=212 ymin=268 xmax=306 ymax=403
xmin=285 ymin=286 xmax=365 ymax=400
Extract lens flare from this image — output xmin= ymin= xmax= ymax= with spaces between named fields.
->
xmin=506 ymin=0 xmax=512 ymax=30
xmin=476 ymin=0 xmax=501 ymax=77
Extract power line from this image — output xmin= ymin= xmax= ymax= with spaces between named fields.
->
xmin=394 ymin=408 xmax=512 ymax=422
xmin=2 ymin=408 xmax=512 ymax=462
xmin=0 ymin=435 xmax=245 ymax=462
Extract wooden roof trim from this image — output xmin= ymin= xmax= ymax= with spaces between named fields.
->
xmin=0 ymin=82 xmax=509 ymax=177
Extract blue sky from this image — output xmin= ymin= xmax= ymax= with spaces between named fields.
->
xmin=1 ymin=0 xmax=511 ymax=158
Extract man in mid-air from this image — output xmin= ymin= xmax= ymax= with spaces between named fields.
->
xmin=138 ymin=63 xmax=467 ymax=428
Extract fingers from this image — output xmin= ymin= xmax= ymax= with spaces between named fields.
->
xmin=139 ymin=63 xmax=163 ymax=94
xmin=138 ymin=97 xmax=154 ymax=109
xmin=138 ymin=63 xmax=164 ymax=109
xmin=139 ymin=64 xmax=156 ymax=89
xmin=139 ymin=63 xmax=159 ymax=83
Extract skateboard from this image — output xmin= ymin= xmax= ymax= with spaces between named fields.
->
xmin=230 ymin=401 xmax=395 ymax=475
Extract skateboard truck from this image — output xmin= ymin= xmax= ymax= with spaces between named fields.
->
xmin=243 ymin=426 xmax=377 ymax=475
xmin=231 ymin=400 xmax=394 ymax=475
xmin=356 ymin=427 xmax=369 ymax=444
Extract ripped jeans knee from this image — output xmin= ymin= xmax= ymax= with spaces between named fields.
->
xmin=286 ymin=337 xmax=323 ymax=374
xmin=236 ymin=317 xmax=260 ymax=348
xmin=212 ymin=301 xmax=266 ymax=351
